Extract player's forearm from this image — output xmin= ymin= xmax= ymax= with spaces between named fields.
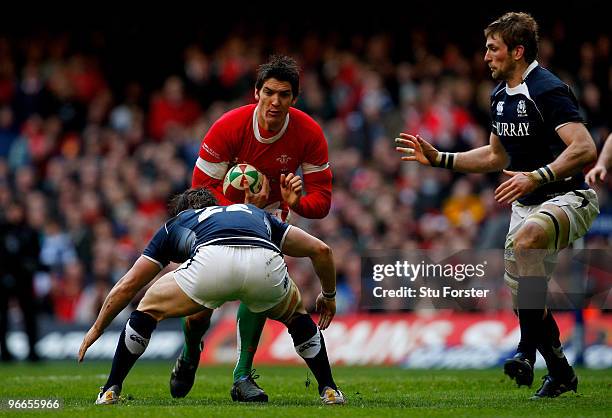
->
xmin=311 ymin=245 xmax=336 ymax=294
xmin=294 ymin=192 xmax=331 ymax=218
xmin=453 ymin=145 xmax=508 ymax=173
xmin=293 ymin=170 xmax=332 ymax=218
xmin=91 ymin=257 xmax=160 ymax=332
xmin=92 ymin=280 xmax=139 ymax=333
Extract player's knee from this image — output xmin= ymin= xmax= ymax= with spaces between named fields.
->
xmin=137 ymin=306 xmax=165 ymax=322
xmin=514 ymin=223 xmax=547 ymax=250
xmin=513 ymin=225 xmax=548 ymax=265
xmin=136 ymin=294 xmax=165 ymax=322
xmin=187 ymin=308 xmax=213 ymax=326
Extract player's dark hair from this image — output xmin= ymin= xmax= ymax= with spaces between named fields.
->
xmin=485 ymin=12 xmax=539 ymax=63
xmin=168 ymin=188 xmax=217 ymax=217
xmin=255 ymin=55 xmax=300 ymax=98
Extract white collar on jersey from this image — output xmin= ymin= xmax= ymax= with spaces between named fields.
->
xmin=252 ymin=105 xmax=290 ymax=144
xmin=505 ymin=60 xmax=539 ymax=96
xmin=521 ymin=60 xmax=539 ymax=82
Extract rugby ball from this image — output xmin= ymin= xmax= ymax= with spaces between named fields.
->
xmin=223 ymin=164 xmax=263 ymax=199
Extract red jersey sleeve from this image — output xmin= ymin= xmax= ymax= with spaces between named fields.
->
xmin=294 ymin=122 xmax=332 ymax=219
xmin=191 ymin=110 xmax=240 ymax=206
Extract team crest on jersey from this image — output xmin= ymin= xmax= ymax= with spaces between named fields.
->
xmin=276 ymin=154 xmax=292 ymax=165
xmin=517 ymin=100 xmax=527 ymax=117
xmin=496 ymin=101 xmax=504 ymax=116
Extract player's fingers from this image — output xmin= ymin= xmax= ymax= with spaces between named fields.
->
xmin=497 ymin=188 xmax=520 ymax=204
xmin=320 ymin=315 xmax=329 ymax=330
xmin=494 ymin=184 xmax=515 ymax=202
xmin=284 ymin=173 xmax=294 ymax=184
xmin=502 ymin=169 xmax=519 ymax=177
xmin=395 ymin=137 xmax=416 ymax=147
xmin=396 ymin=146 xmax=416 ymax=155
xmin=600 ymin=169 xmax=607 ymax=182
xmin=318 ymin=313 xmax=326 ymax=329
xmin=320 ymin=308 xmax=330 ymax=329
xmin=289 ymin=175 xmax=301 ymax=186
xmin=280 ymin=173 xmax=286 ymax=186
xmin=400 ymin=156 xmax=418 ymax=162
xmin=494 ymin=183 xmax=507 ymax=199
xmin=78 ymin=342 xmax=87 ymax=363
xmin=502 ymin=191 xmax=523 ymax=204
xmin=398 ymin=132 xmax=417 ymax=141
xmin=494 ymin=178 xmax=514 ymax=196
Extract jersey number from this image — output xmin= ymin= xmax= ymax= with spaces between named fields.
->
xmin=196 ymin=204 xmax=253 ymax=223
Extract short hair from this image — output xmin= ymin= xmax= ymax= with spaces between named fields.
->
xmin=168 ymin=188 xmax=218 ymax=217
xmin=485 ymin=12 xmax=539 ymax=63
xmin=255 ymin=55 xmax=300 ymax=98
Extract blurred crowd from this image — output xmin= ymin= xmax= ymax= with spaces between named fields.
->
xmin=0 ymin=22 xmax=610 ymax=328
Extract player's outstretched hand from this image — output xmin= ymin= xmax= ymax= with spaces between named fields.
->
xmin=494 ymin=170 xmax=539 ymax=204
xmin=395 ymin=133 xmax=439 ymax=166
xmin=78 ymin=325 xmax=103 ymax=363
xmin=315 ymin=293 xmax=336 ymax=330
xmin=586 ymin=164 xmax=607 ymax=186
xmin=244 ymin=174 xmax=270 ymax=208
xmin=280 ymin=173 xmax=302 ymax=210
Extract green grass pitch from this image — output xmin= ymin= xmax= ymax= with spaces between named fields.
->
xmin=1 ymin=361 xmax=610 ymax=417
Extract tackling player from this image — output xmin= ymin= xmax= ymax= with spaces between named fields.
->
xmin=78 ymin=188 xmax=345 ymax=405
xmin=175 ymin=55 xmax=333 ymax=402
xmin=396 ymin=12 xmax=599 ymax=399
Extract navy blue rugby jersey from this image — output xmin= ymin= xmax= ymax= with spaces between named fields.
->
xmin=142 ymin=204 xmax=291 ymax=268
xmin=490 ymin=60 xmax=589 ymax=205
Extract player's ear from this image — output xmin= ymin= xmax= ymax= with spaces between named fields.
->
xmin=513 ymin=45 xmax=525 ymax=61
xmin=254 ymin=88 xmax=260 ymax=101
xmin=291 ymin=96 xmax=298 ymax=105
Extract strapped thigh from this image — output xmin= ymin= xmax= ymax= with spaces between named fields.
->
xmin=523 ymin=209 xmax=569 ymax=252
xmin=263 ymin=277 xmax=302 ymax=323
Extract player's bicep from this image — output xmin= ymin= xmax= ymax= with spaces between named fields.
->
xmin=118 ymin=256 xmax=162 ymax=293
xmin=556 ymin=122 xmax=592 ymax=147
xmin=194 ymin=116 xmax=236 ymax=183
xmin=556 ymin=122 xmax=597 ymax=166
xmin=281 ymin=226 xmax=325 ymax=258
xmin=194 ymin=157 xmax=229 ymax=182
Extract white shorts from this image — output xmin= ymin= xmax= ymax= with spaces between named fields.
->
xmin=504 ymin=189 xmax=599 ymax=262
xmin=173 ymin=245 xmax=290 ymax=312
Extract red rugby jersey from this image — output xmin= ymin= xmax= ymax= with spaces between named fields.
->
xmin=192 ymin=104 xmax=332 ymax=219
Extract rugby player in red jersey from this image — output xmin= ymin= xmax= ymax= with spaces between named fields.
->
xmin=170 ymin=55 xmax=333 ymax=402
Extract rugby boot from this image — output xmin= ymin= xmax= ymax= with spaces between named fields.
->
xmin=95 ymin=385 xmax=120 ymax=405
xmin=531 ymin=373 xmax=578 ymax=399
xmin=320 ymin=386 xmax=346 ymax=405
xmin=230 ymin=369 xmax=268 ymax=402
xmin=504 ymin=352 xmax=534 ymax=387
xmin=170 ymin=356 xmax=199 ymax=398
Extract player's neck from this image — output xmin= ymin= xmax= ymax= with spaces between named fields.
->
xmin=506 ymin=62 xmax=529 ymax=88
xmin=256 ymin=110 xmax=283 ymax=134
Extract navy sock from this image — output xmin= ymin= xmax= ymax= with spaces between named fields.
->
xmin=537 ymin=311 xmax=573 ymax=378
xmin=104 ymin=310 xmax=157 ymax=392
xmin=287 ymin=314 xmax=336 ymax=394
xmin=516 ymin=277 xmax=547 ymax=363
